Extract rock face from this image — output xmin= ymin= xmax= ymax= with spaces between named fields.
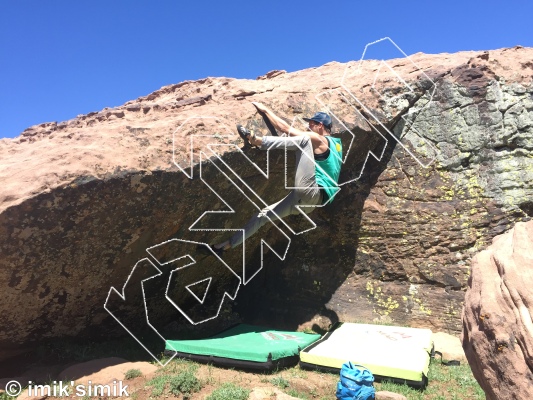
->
xmin=462 ymin=220 xmax=533 ymax=399
xmin=0 ymin=46 xmax=532 ymax=361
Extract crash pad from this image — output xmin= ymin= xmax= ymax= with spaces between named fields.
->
xmin=165 ymin=324 xmax=320 ymax=371
xmin=299 ymin=323 xmax=433 ymax=388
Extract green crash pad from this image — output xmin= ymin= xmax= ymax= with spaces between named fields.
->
xmin=300 ymin=323 xmax=433 ymax=387
xmin=165 ymin=324 xmax=321 ymax=370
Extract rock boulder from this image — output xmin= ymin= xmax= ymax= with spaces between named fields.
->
xmin=1 ymin=46 xmax=532 ymax=361
xmin=432 ymin=332 xmax=466 ymax=363
xmin=462 ymin=220 xmax=533 ymax=399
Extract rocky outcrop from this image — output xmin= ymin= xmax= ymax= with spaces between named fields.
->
xmin=462 ymin=220 xmax=533 ymax=399
xmin=0 ymin=46 xmax=532 ymax=361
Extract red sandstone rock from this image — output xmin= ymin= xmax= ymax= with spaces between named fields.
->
xmin=1 ymin=47 xmax=532 ymax=363
xmin=432 ymin=332 xmax=466 ymax=363
xmin=249 ymin=387 xmax=300 ymax=399
xmin=462 ymin=220 xmax=533 ymax=399
xmin=375 ymin=391 xmax=407 ymax=400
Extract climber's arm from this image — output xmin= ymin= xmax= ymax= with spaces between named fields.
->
xmin=251 ymin=102 xmax=323 ymax=146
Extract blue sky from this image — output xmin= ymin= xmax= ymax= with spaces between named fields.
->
xmin=1 ymin=0 xmax=532 ymax=139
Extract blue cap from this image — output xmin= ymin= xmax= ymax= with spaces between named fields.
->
xmin=303 ymin=112 xmax=332 ymax=127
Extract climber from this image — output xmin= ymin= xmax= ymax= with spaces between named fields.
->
xmin=198 ymin=102 xmax=342 ymax=257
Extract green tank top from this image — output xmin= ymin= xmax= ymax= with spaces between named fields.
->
xmin=315 ymin=136 xmax=342 ymax=204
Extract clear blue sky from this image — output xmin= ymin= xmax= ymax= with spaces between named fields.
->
xmin=1 ymin=0 xmax=531 ymax=139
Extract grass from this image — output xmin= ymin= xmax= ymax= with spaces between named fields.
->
xmin=138 ymin=355 xmax=486 ymax=399
xmin=374 ymin=361 xmax=485 ymax=399
xmin=146 ymin=364 xmax=203 ymax=397
xmin=287 ymin=367 xmax=308 ymax=379
xmin=168 ymin=368 xmax=203 ymax=395
xmin=286 ymin=388 xmax=310 ymax=399
xmin=257 ymin=358 xmax=485 ymax=400
xmin=125 ymin=368 xmax=143 ymax=379
xmin=26 ymin=337 xmax=486 ymax=400
xmin=270 ymin=375 xmax=290 ymax=389
xmin=146 ymin=375 xmax=170 ymax=397
xmin=205 ymin=383 xmax=250 ymax=400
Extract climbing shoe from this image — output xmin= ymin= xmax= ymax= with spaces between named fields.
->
xmin=236 ymin=125 xmax=258 ymax=148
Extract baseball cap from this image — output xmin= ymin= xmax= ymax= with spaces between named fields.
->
xmin=303 ymin=112 xmax=332 ymax=127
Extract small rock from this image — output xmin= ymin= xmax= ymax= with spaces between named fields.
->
xmin=432 ymin=332 xmax=467 ymax=362
xmin=373 ymin=314 xmax=393 ymax=324
xmin=376 ymin=390 xmax=407 ymax=400
xmin=249 ymin=387 xmax=299 ymax=400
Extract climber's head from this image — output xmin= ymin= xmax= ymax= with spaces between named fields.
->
xmin=303 ymin=112 xmax=332 ymax=134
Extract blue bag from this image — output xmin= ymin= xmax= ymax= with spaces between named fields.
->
xmin=336 ymin=361 xmax=375 ymax=400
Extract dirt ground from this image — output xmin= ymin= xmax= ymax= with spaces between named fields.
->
xmin=121 ymin=361 xmax=339 ymax=400
xmin=0 ymin=337 xmax=483 ymax=400
xmin=102 ymin=359 xmax=483 ymax=400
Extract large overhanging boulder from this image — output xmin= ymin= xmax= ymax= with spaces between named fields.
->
xmin=0 ymin=46 xmax=532 ymax=362
xmin=462 ymin=220 xmax=533 ymax=399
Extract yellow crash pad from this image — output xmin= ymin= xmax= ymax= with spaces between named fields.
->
xmin=300 ymin=323 xmax=433 ymax=386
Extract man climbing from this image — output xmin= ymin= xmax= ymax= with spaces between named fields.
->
xmin=199 ymin=102 xmax=342 ymax=257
